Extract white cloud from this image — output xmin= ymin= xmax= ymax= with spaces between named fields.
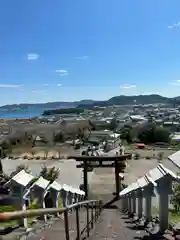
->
xmin=0 ymin=84 xmax=23 ymax=88
xmin=28 ymin=53 xmax=40 ymax=60
xmin=168 ymin=22 xmax=180 ymax=29
xmin=31 ymin=89 xmax=48 ymax=94
xmin=43 ymin=84 xmax=49 ymax=86
xmin=76 ymin=56 xmax=89 ymax=60
xmin=169 ymin=80 xmax=180 ymax=85
xmin=120 ymin=84 xmax=136 ymax=89
xmin=57 ymin=84 xmax=62 ymax=87
xmin=31 ymin=90 xmax=39 ymax=93
xmin=56 ymin=69 xmax=68 ymax=76
xmin=56 ymin=70 xmax=67 ymax=73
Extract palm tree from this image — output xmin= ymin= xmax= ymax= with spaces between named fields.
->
xmin=39 ymin=166 xmax=60 ymax=183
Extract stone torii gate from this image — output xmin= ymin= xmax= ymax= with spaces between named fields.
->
xmin=68 ymin=155 xmax=130 ymax=205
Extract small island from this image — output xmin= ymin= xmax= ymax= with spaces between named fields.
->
xmin=42 ymin=108 xmax=85 ymax=116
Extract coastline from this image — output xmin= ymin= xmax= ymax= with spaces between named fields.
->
xmin=0 ymin=109 xmax=43 ymax=119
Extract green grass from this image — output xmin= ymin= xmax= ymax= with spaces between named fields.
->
xmin=152 ymin=205 xmax=180 ymax=224
xmin=0 ymin=201 xmax=39 ymax=228
xmin=58 ymin=196 xmax=63 ymax=208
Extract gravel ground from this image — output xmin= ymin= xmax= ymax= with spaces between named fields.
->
xmin=123 ymin=157 xmax=180 ymax=186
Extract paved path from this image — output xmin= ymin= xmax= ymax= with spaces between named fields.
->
xmin=88 ymin=148 xmax=119 ymax=200
xmin=123 ymin=157 xmax=180 ymax=185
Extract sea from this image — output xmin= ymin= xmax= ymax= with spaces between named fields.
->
xmin=0 ymin=108 xmax=44 ymax=119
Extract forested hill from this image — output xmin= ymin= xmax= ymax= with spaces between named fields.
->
xmin=0 ymin=94 xmax=179 ymax=111
xmin=77 ymin=94 xmax=178 ymax=108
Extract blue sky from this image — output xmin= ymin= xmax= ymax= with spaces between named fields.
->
xmin=1 ymin=0 xmax=180 ymax=105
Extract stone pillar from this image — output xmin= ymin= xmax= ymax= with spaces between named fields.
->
xmin=157 ymin=177 xmax=172 ymax=233
xmin=159 ymin=191 xmax=169 ymax=232
xmin=74 ymin=193 xmax=78 ymax=203
xmin=41 ymin=192 xmax=47 ymax=222
xmin=123 ymin=196 xmax=128 ymax=211
xmin=61 ymin=189 xmax=68 ymax=207
xmin=143 ymin=185 xmax=153 ymax=222
xmin=132 ymin=192 xmax=136 ymax=214
xmin=22 ymin=199 xmax=28 ymax=228
xmin=18 ymin=187 xmax=28 ymax=228
xmin=68 ymin=192 xmax=74 ymax=205
xmin=137 ymin=190 xmax=143 ymax=218
xmin=128 ymin=195 xmax=132 ymax=213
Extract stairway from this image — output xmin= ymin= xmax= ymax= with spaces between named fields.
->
xmin=88 ymin=208 xmax=146 ymax=240
xmin=25 ymin=209 xmax=88 ymax=240
xmin=1 ymin=207 xmax=149 ymax=240
xmin=25 ymin=208 xmax=147 ymax=240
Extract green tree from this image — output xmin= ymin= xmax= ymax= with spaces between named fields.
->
xmin=171 ymin=182 xmax=180 ymax=213
xmin=39 ymin=166 xmax=60 ymax=183
xmin=157 ymin=152 xmax=164 ymax=162
xmin=10 ymin=164 xmax=31 ymax=178
xmin=138 ymin=123 xmax=170 ymax=144
xmin=109 ymin=118 xmax=118 ymax=131
xmin=53 ymin=132 xmax=64 ymax=143
xmin=153 ymin=127 xmax=170 ymax=143
xmin=120 ymin=125 xmax=133 ymax=143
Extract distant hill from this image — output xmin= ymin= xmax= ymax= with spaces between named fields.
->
xmin=0 ymin=99 xmax=97 ymax=111
xmin=0 ymin=95 xmax=179 ymax=111
xmin=78 ymin=94 xmax=177 ymax=108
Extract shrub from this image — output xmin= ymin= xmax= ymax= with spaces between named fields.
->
xmin=134 ymin=153 xmax=140 ymax=160
xmin=127 ymin=154 xmax=132 ymax=160
xmin=10 ymin=164 xmax=31 ymax=178
xmin=0 ymin=205 xmax=16 ymax=213
xmin=146 ymin=156 xmax=151 ymax=160
xmin=171 ymin=182 xmax=180 ymax=213
xmin=28 ymin=198 xmax=38 ymax=210
xmin=157 ymin=152 xmax=164 ymax=161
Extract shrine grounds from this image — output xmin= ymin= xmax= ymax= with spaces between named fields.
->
xmin=2 ymin=147 xmax=180 ymax=225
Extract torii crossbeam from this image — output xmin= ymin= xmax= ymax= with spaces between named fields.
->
xmin=67 ymin=155 xmax=130 ymax=205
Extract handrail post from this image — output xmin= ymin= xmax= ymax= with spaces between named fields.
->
xmin=86 ymin=203 xmax=90 ymax=237
xmin=76 ymin=207 xmax=80 ymax=240
xmin=64 ymin=209 xmax=70 ymax=240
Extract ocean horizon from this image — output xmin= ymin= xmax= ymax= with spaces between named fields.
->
xmin=0 ymin=108 xmax=44 ymax=119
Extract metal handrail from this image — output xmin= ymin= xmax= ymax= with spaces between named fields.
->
xmin=0 ymin=199 xmax=102 ymax=240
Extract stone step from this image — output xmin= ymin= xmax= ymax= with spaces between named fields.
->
xmin=25 ymin=208 xmax=88 ymax=240
xmin=23 ymin=208 xmax=91 ymax=240
xmin=0 ymin=209 xmax=89 ymax=240
xmin=88 ymin=209 xmax=147 ymax=240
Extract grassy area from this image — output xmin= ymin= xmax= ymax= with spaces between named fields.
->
xmin=152 ymin=205 xmax=180 ymax=224
xmin=124 ymin=145 xmax=176 ymax=159
xmin=0 ymin=197 xmax=64 ymax=228
xmin=0 ymin=200 xmax=38 ymax=228
xmin=58 ymin=196 xmax=63 ymax=208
